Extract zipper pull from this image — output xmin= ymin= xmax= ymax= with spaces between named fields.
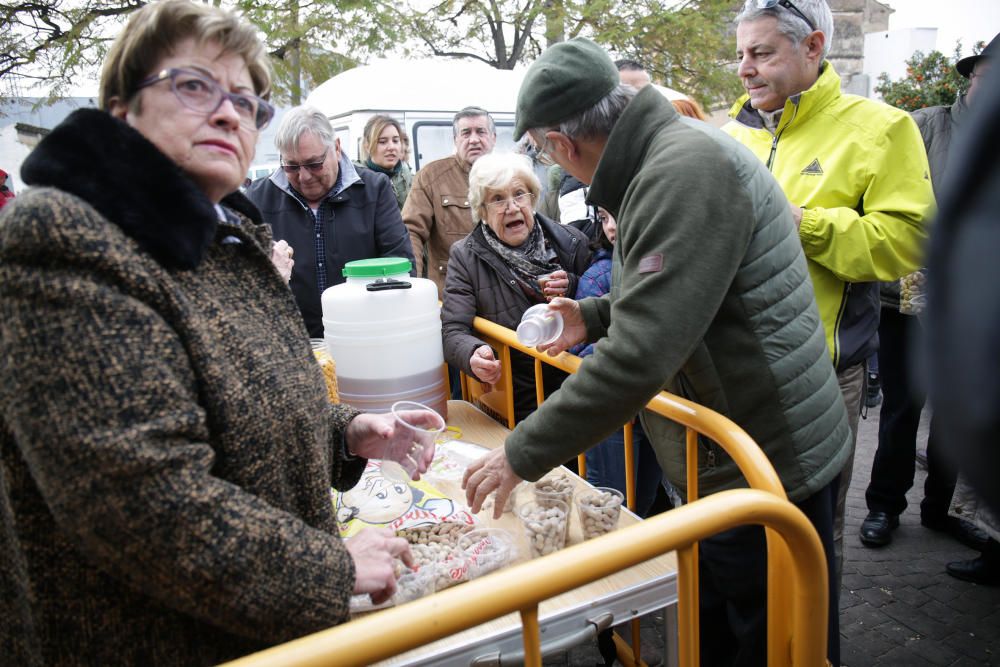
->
xmin=706 ymin=448 xmax=717 ymax=468
xmin=766 ymin=134 xmax=779 ymax=171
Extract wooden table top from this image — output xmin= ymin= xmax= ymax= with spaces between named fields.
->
xmin=369 ymin=400 xmax=678 ymax=665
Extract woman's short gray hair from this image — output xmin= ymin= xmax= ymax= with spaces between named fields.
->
xmin=468 ymin=153 xmax=541 ymax=224
xmin=529 ymin=84 xmax=636 ymax=142
xmin=274 ymin=106 xmax=336 ymax=155
xmin=736 ymin=0 xmax=834 ymax=58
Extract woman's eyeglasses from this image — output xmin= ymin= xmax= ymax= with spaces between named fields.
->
xmin=280 ymin=150 xmax=329 ymax=174
xmin=485 ymin=192 xmax=533 ymax=211
xmin=754 ymin=0 xmax=816 ymax=32
xmin=135 ymin=68 xmax=275 ymax=130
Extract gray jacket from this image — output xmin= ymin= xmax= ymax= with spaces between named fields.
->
xmin=881 ymin=95 xmax=968 ymax=309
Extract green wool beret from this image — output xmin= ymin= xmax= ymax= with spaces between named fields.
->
xmin=514 ymin=37 xmax=619 ymax=140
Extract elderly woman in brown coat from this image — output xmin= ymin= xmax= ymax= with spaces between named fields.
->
xmin=0 ymin=2 xmax=433 ymax=664
xmin=442 ymin=152 xmax=591 ymax=423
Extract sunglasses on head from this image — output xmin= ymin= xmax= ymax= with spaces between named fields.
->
xmin=755 ymin=0 xmax=817 ymax=32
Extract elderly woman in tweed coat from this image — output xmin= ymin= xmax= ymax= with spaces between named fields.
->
xmin=0 ymin=3 xmax=435 ymax=665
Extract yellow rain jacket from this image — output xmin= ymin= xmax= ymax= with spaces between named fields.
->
xmin=725 ymin=63 xmax=934 ymax=370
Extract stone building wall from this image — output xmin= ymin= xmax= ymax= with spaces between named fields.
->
xmin=829 ymin=0 xmax=894 ymax=94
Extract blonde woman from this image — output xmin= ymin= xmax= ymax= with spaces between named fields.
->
xmin=356 ymin=114 xmax=413 ymax=209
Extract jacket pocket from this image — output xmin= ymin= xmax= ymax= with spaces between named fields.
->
xmin=674 ymin=371 xmax=721 ymax=469
xmin=439 ymin=193 xmax=472 ymax=235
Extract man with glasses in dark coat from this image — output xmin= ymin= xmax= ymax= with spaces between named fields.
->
xmin=246 ymin=105 xmax=414 ymax=337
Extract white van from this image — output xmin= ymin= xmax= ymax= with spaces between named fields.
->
xmin=306 ymin=59 xmax=525 ymax=170
xmin=306 ymin=58 xmax=688 ymax=171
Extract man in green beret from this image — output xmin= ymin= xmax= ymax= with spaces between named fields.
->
xmin=463 ymin=36 xmax=850 ymax=664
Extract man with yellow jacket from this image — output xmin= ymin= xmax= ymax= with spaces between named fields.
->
xmin=724 ymin=0 xmax=934 ymax=576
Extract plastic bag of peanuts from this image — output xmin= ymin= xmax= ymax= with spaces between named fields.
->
xmin=898 ymin=270 xmax=926 ymax=316
xmin=310 ymin=339 xmax=339 ymax=404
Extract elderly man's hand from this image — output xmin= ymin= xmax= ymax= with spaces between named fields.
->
xmin=536 ymin=297 xmax=587 ymax=356
xmin=271 ymin=240 xmax=294 ymax=282
xmin=344 ymin=412 xmax=436 ymax=479
xmin=789 ymin=203 xmax=804 ymax=229
xmin=470 ymin=345 xmax=502 ymax=385
xmin=541 ymin=269 xmax=570 ymax=300
xmin=463 ymin=448 xmax=524 ymax=520
xmin=346 ymin=528 xmax=415 ymax=605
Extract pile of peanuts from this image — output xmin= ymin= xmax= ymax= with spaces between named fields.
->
xmin=534 ymin=474 xmax=574 ymax=499
xmin=577 ymin=489 xmax=623 ymax=539
xmin=394 ymin=567 xmax=435 ymax=604
xmin=520 ymin=504 xmax=568 ymax=557
xmin=398 ymin=522 xmax=473 ymax=591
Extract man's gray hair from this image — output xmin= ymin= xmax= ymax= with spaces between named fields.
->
xmin=452 ymin=106 xmax=496 ymax=138
xmin=736 ymin=0 xmax=834 ymax=59
xmin=275 ymin=105 xmax=336 ymax=155
xmin=529 ymin=84 xmax=636 ymax=142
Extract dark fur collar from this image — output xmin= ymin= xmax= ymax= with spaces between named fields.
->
xmin=21 ymin=108 xmax=261 ymax=269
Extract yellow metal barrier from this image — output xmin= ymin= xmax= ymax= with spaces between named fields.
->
xmin=227 ymin=315 xmax=826 ymax=667
xmin=223 ymin=490 xmax=827 ymax=667
xmin=462 ymin=317 xmax=803 ymax=666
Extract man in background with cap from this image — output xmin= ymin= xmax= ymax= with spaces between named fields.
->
xmin=615 ymin=58 xmax=651 ymax=89
xmin=463 ymin=36 xmax=851 ymax=665
xmin=723 ymin=0 xmax=934 ymax=571
xmin=861 ymin=34 xmax=998 ymax=570
xmin=927 ymin=34 xmax=1000 ymax=586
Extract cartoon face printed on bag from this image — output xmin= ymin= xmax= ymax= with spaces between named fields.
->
xmin=337 ymin=466 xmax=414 ymax=525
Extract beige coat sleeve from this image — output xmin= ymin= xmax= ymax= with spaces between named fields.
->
xmin=401 ymin=169 xmax=434 ymax=277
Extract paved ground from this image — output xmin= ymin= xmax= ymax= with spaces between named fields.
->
xmin=554 ymin=404 xmax=1000 ymax=666
xmin=840 ymin=404 xmax=1000 ymax=667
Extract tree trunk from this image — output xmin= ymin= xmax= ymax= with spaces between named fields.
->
xmin=289 ymin=0 xmax=302 ymax=105
xmin=544 ymin=0 xmax=564 ymax=47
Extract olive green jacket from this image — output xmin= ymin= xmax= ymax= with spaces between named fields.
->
xmin=504 ymin=88 xmax=851 ymax=503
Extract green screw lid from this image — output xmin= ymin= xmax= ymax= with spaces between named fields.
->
xmin=342 ymin=257 xmax=413 ymax=278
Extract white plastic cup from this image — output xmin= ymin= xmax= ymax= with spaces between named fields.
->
xmin=380 ymin=401 xmax=446 ymax=481
xmin=576 ymin=487 xmax=624 ymax=540
xmin=517 ymin=499 xmax=569 ymax=557
xmin=516 ymin=303 xmax=563 ymax=347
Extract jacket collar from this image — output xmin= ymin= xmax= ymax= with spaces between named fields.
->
xmin=267 ymin=151 xmax=363 ymax=206
xmin=19 ymin=108 xmax=260 ymax=269
xmin=451 ymin=154 xmax=473 ymax=175
xmin=951 ymin=93 xmax=970 ymax=125
xmin=589 ymin=85 xmax=679 ymax=216
xmin=729 ymin=61 xmax=841 ymax=133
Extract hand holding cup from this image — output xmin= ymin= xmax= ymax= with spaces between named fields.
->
xmin=380 ymin=401 xmax=446 ymax=481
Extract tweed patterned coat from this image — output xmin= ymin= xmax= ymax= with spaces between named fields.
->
xmin=0 ymin=109 xmax=367 ymax=666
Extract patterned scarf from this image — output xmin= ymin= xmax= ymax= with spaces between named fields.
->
xmin=479 ymin=216 xmax=561 ymax=300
